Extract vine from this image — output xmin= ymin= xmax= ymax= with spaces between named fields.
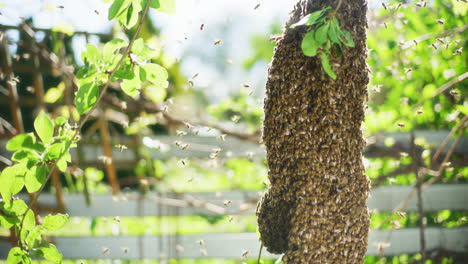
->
xmin=0 ymin=0 xmax=174 ymax=263
xmin=291 ymin=5 xmax=355 ymax=79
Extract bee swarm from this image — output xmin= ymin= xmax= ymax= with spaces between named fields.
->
xmin=257 ymin=0 xmax=371 ymax=263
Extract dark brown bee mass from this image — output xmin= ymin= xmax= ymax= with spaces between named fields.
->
xmin=256 ymin=0 xmax=371 ymax=263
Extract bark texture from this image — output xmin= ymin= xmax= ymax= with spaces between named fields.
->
xmin=256 ymin=0 xmax=371 ymax=263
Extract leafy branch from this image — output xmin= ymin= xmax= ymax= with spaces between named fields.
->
xmin=291 ymin=5 xmax=355 ymax=79
xmin=0 ymin=0 xmax=173 ymax=263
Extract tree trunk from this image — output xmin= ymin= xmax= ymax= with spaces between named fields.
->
xmin=257 ymin=0 xmax=370 ymax=263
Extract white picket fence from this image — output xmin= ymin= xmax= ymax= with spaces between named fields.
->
xmin=1 ymin=184 xmax=467 ymax=259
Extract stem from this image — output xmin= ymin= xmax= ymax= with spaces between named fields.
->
xmin=19 ymin=0 xmax=154 ymax=237
xmin=257 ymin=242 xmax=263 ymax=264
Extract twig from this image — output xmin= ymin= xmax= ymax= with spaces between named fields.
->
xmin=401 ymin=24 xmax=468 ymax=49
xmin=18 ymin=0 xmax=155 ymax=241
xmin=412 ymin=72 xmax=468 ymax=111
xmin=257 ymin=242 xmax=264 ymax=264
xmin=432 ymin=115 xmax=468 ymax=164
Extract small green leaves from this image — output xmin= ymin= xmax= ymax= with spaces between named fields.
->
xmin=108 ymin=0 xmax=175 ymax=28
xmin=103 ymin=38 xmax=127 ymax=63
xmin=6 ymin=133 xmax=37 ymax=151
xmin=0 ymin=164 xmax=27 ymax=201
xmin=341 ymin=30 xmax=355 ymax=47
xmin=295 ymin=6 xmax=355 ymax=79
xmin=43 ymin=214 xmax=69 ymax=231
xmin=290 ymin=7 xmax=331 ymax=28
xmin=315 ymin=23 xmax=330 ymax=45
xmin=108 ymin=0 xmax=131 ymax=20
xmin=75 ymin=82 xmax=99 ymax=114
xmin=39 ymin=243 xmax=63 ymax=264
xmin=25 ymin=166 xmax=47 ymax=193
xmin=153 ymin=0 xmax=175 ymax=14
xmin=321 ymin=53 xmax=336 ymax=80
xmin=141 ymin=63 xmax=169 ymax=88
xmin=301 ymin=31 xmax=320 ymax=57
xmin=6 ymin=247 xmax=29 ymax=264
xmin=34 ymin=111 xmax=54 ymax=145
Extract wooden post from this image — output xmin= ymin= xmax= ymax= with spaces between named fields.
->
xmin=98 ymin=114 xmax=120 ymax=194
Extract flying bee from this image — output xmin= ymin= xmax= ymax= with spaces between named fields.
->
xmin=217 ymin=134 xmax=226 ymax=141
xmin=436 ymin=19 xmax=444 ymax=24
xmin=182 ymin=144 xmax=189 ymax=150
xmin=115 ymin=144 xmax=128 ymax=152
xmin=242 ymin=250 xmax=250 ymax=258
xmin=102 ymin=248 xmax=110 ymax=255
xmin=214 ymin=40 xmax=222 ymax=45
xmin=200 ymin=24 xmax=204 ymax=30
xmin=223 ymin=200 xmax=232 ymax=206
xmin=231 ymin=115 xmax=240 ymax=123
xmin=176 ymin=130 xmax=187 ymax=136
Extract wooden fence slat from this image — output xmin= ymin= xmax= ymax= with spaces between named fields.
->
xmin=1 ymin=228 xmax=467 ymax=259
xmin=29 ymin=184 xmax=468 ymax=217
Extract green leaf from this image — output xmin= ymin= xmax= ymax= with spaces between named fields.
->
xmin=20 ymin=210 xmax=36 ymax=241
xmin=5 ymin=199 xmax=29 ymax=215
xmin=11 ymin=149 xmax=38 ymax=163
xmin=39 ymin=243 xmax=63 ymax=264
xmin=6 ymin=247 xmax=27 ymax=264
xmin=0 ymin=164 xmax=27 ymax=200
xmin=144 ymin=85 xmax=167 ymax=103
xmin=328 ymin=17 xmax=341 ymax=45
xmin=115 ymin=67 xmax=135 ymax=80
xmin=301 ymin=31 xmax=320 ymax=57
xmin=341 ymin=30 xmax=355 ymax=47
xmin=25 ymin=165 xmax=47 ymax=193
xmin=44 ymin=82 xmax=65 ymax=104
xmin=131 ymin=39 xmax=159 ymax=62
xmin=0 ymin=214 xmax=17 ymax=229
xmin=141 ymin=63 xmax=169 ymax=88
xmin=75 ymin=82 xmax=99 ymax=114
xmin=103 ymin=38 xmax=127 ymax=61
xmin=315 ymin=23 xmax=330 ymax=46
xmin=121 ymin=67 xmax=142 ymax=97
xmin=25 ymin=226 xmax=43 ymax=249
xmin=81 ymin=44 xmax=101 ymax=65
xmin=321 ymin=53 xmax=336 ymax=79
xmin=43 ymin=214 xmax=68 ymax=231
xmin=6 ymin=133 xmax=36 ymax=151
xmin=154 ymin=0 xmax=175 ymax=13
xmin=122 ymin=0 xmax=142 ymax=28
xmin=108 ymin=0 xmax=132 ymax=20
xmin=131 ymin=38 xmax=145 ymax=56
xmin=46 ymin=143 xmax=64 ymax=160
xmin=56 ymin=155 xmax=68 ymax=173
xmin=34 ymin=111 xmax=54 ymax=144
xmin=290 ymin=7 xmax=330 ymax=28
xmin=142 ymin=0 xmax=161 ymax=9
